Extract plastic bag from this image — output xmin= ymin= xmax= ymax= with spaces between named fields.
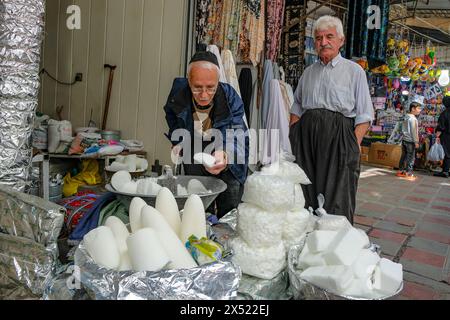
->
xmin=427 ymin=143 xmax=445 ymax=162
xmin=314 ymin=194 xmax=352 ymax=231
xmin=186 ymin=235 xmax=224 ymax=265
xmin=260 ymin=152 xmax=312 ymax=185
xmin=63 ymin=159 xmax=102 ymax=197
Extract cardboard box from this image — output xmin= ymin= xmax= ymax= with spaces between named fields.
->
xmin=360 ymin=154 xmax=369 ymax=163
xmin=368 ymin=142 xmax=402 ymax=168
xmin=361 ymin=146 xmax=370 ymax=155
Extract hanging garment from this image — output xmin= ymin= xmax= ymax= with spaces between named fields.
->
xmin=279 ymin=81 xmax=294 ymax=122
xmin=249 ymin=0 xmax=265 ymax=66
xmin=261 ymin=59 xmax=274 ymax=129
xmin=289 ymin=109 xmax=360 ymax=224
xmin=262 ymin=79 xmax=292 ymax=165
xmin=249 ymin=78 xmax=260 ymax=172
xmin=207 ymin=44 xmax=228 ymax=83
xmin=221 ymin=49 xmax=241 ymax=96
xmin=238 ymin=68 xmax=253 ymax=122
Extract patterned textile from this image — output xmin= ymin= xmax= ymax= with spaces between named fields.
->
xmin=345 ymin=0 xmax=390 ymax=63
xmin=265 ymin=0 xmax=285 ymax=61
xmin=243 ymin=0 xmax=261 ymax=18
xmin=281 ymin=0 xmax=306 ymax=88
xmin=196 ymin=0 xmax=212 ymax=45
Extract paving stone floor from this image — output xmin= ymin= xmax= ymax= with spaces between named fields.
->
xmin=356 ymin=165 xmax=450 ymax=300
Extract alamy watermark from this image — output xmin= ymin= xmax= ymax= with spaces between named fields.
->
xmin=66 ymin=5 xmax=81 ymax=30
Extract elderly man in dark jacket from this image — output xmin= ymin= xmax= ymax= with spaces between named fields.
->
xmin=164 ymin=51 xmax=249 ymax=218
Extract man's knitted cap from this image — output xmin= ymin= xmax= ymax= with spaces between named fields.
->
xmin=189 ymin=51 xmax=219 ymax=67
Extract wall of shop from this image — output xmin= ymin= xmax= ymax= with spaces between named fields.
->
xmin=38 ymin=0 xmax=189 ymax=166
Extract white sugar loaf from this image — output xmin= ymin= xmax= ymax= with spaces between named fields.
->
xmin=111 ymin=170 xmax=131 ymax=191
xmin=323 ymin=227 xmax=368 ymax=266
xmin=236 ymin=203 xmax=285 ymax=248
xmin=155 ymin=187 xmax=181 ymax=236
xmin=300 ymin=265 xmax=354 ymax=294
xmin=120 ymin=181 xmax=138 ymax=194
xmin=109 ymin=162 xmax=128 ymax=171
xmin=230 ymin=237 xmax=286 ymax=280
xmin=129 ymin=197 xmax=146 ymax=233
xmin=283 ymin=209 xmax=311 ymax=241
xmin=140 ymin=205 xmax=197 ymax=269
xmin=297 ymin=243 xmax=327 ymax=270
xmin=306 ymin=230 xmax=338 ymax=253
xmin=373 ymin=258 xmax=403 ymax=295
xmin=136 ymin=157 xmax=148 ymax=171
xmin=179 ymin=194 xmax=207 ymax=244
xmin=193 ymin=152 xmax=216 ymax=168
xmin=316 ymin=214 xmax=352 ymax=231
xmin=352 ymin=249 xmax=381 ymax=279
xmin=187 ymin=178 xmax=208 ymax=194
xmin=260 ymin=160 xmax=311 ymax=185
xmin=177 ymin=184 xmax=188 ymax=196
xmin=84 ymin=226 xmax=120 ymax=270
xmin=118 ymin=252 xmax=133 ymax=271
xmin=104 ymin=216 xmax=130 ymax=255
xmin=136 ymin=178 xmax=162 ymax=196
xmin=242 ymin=172 xmax=297 ymax=211
xmin=126 ymin=228 xmax=170 ymax=272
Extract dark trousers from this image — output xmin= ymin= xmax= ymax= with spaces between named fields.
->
xmin=289 ymin=109 xmax=360 ymax=225
xmin=442 ymin=135 xmax=450 ymax=173
xmin=183 ymin=163 xmax=244 ymax=219
xmin=399 ymin=141 xmax=416 ymax=174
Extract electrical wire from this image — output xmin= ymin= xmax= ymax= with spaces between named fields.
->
xmin=39 ymin=68 xmax=78 ymax=86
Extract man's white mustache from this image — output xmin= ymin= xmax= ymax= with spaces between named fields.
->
xmin=320 ymin=45 xmax=333 ymax=50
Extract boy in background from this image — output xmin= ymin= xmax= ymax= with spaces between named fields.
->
xmin=397 ymin=96 xmax=423 ymax=180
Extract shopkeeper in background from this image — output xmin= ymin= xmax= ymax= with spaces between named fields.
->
xmin=289 ymin=15 xmax=374 ymax=225
xmin=164 ymin=51 xmax=249 ymax=218
xmin=434 ymin=96 xmax=450 ymax=178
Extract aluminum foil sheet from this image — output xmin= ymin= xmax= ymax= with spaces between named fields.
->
xmin=0 ymin=184 xmax=65 ymax=299
xmin=0 ymin=0 xmax=45 ymax=191
xmin=287 ymin=243 xmax=404 ymax=300
xmin=74 ymin=243 xmax=241 ymax=300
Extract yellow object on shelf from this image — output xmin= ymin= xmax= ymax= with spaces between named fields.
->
xmin=63 ymin=159 xmax=102 ymax=197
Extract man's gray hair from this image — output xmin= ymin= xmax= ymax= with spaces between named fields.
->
xmin=313 ymin=15 xmax=345 ymax=39
xmin=187 ymin=61 xmax=220 ymax=78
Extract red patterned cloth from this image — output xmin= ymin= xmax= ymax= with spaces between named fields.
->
xmin=57 ymin=191 xmax=100 ymax=236
xmin=266 ymin=0 xmax=285 ymax=61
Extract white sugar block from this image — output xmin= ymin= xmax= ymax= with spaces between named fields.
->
xmin=283 ymin=209 xmax=310 ymax=242
xmin=300 ymin=265 xmax=354 ymax=294
xmin=323 ymin=227 xmax=367 ymax=266
xmin=373 ymin=258 xmax=403 ymax=295
xmin=306 ymin=230 xmax=338 ymax=253
xmin=84 ymin=226 xmax=120 ymax=270
xmin=126 ymin=228 xmax=170 ymax=272
xmin=140 ymin=205 xmax=197 ymax=269
xmin=236 ymin=203 xmax=285 ymax=248
xmin=356 ymin=228 xmax=370 ymax=248
xmin=343 ymin=278 xmax=375 ymax=299
xmin=129 ymin=197 xmax=146 ymax=233
xmin=118 ymin=252 xmax=133 ymax=271
xmin=109 ymin=162 xmax=129 ymax=172
xmin=230 ymin=237 xmax=286 ymax=280
xmin=242 ymin=172 xmax=297 ymax=211
xmin=316 ymin=214 xmax=352 ymax=231
xmin=193 ymin=153 xmax=216 ymax=168
xmin=352 ymin=249 xmax=381 ymax=279
xmin=179 ymin=194 xmax=207 ymax=244
xmin=155 ymin=187 xmax=181 ymax=236
xmin=136 ymin=158 xmax=148 ymax=171
xmin=297 ymin=244 xmax=327 ymax=270
xmin=104 ymin=216 xmax=130 ymax=255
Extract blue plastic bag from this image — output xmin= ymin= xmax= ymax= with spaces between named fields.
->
xmin=427 ymin=143 xmax=445 ymax=162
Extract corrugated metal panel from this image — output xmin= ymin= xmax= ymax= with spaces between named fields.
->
xmin=38 ymin=0 xmax=188 ymax=166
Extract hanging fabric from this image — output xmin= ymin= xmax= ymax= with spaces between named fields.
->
xmin=345 ymin=0 xmax=390 ymax=63
xmin=266 ymin=0 xmax=286 ymax=61
xmin=262 ymin=79 xmax=292 ymax=165
xmin=196 ymin=0 xmax=213 ymax=45
xmin=221 ymin=49 xmax=241 ymax=96
xmin=239 ymin=68 xmax=253 ymax=123
xmin=261 ymin=60 xmax=275 ymax=129
xmin=207 ymin=44 xmax=228 ymax=83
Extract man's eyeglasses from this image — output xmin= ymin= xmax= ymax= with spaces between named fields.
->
xmin=191 ymin=87 xmax=217 ymax=95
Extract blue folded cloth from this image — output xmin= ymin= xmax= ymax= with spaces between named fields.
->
xmin=69 ymin=192 xmax=117 ymax=242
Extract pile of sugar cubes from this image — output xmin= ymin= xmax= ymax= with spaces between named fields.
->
xmin=230 ymin=157 xmax=314 ymax=280
xmin=297 ymin=214 xmax=403 ymax=299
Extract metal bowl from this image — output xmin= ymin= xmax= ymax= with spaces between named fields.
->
xmin=105 ymin=175 xmax=227 ymax=210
